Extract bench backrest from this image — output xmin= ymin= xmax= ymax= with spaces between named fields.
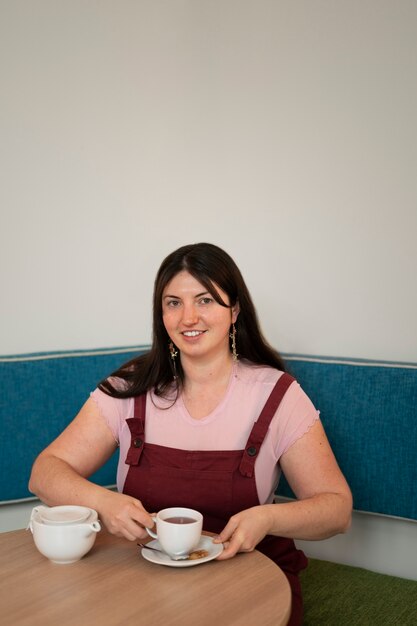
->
xmin=0 ymin=347 xmax=142 ymax=502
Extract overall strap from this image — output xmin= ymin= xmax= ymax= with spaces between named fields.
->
xmin=125 ymin=393 xmax=147 ymax=466
xmin=134 ymin=393 xmax=147 ymax=421
xmin=239 ymin=373 xmax=295 ymax=478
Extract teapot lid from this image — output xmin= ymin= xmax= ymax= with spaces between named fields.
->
xmin=39 ymin=505 xmax=91 ymax=525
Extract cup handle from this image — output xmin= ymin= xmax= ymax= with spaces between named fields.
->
xmin=146 ymin=517 xmax=158 ymax=539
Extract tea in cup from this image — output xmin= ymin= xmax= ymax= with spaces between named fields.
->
xmin=29 ymin=505 xmax=101 ymax=564
xmin=146 ymin=507 xmax=202 ymax=557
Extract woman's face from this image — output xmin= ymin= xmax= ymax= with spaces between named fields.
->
xmin=162 ymin=270 xmax=239 ymax=363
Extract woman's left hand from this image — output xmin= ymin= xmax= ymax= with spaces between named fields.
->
xmin=213 ymin=506 xmax=273 ymax=560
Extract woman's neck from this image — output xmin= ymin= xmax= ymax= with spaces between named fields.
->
xmin=180 ymin=352 xmax=234 ymax=389
xmin=180 ymin=354 xmax=235 ymax=419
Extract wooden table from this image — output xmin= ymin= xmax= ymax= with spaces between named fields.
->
xmin=0 ymin=528 xmax=291 ymax=626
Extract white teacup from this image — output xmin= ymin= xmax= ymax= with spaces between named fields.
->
xmin=29 ymin=505 xmax=101 ymax=564
xmin=146 ymin=507 xmax=203 ymax=557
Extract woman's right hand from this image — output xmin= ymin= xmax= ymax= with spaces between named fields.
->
xmin=98 ymin=490 xmax=155 ymax=541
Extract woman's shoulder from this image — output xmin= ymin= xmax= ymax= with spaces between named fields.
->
xmin=90 ymin=383 xmax=135 ymax=424
xmin=235 ymin=359 xmax=283 ymax=386
xmin=235 ymin=360 xmax=312 ymax=409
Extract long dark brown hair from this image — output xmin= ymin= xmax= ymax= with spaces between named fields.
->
xmin=99 ymin=243 xmax=285 ymax=398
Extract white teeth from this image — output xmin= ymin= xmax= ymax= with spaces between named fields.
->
xmin=183 ymin=331 xmax=203 ymax=337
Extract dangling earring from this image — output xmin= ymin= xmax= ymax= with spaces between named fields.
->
xmin=229 ymin=324 xmax=238 ymax=361
xmin=169 ymin=342 xmax=178 ymax=379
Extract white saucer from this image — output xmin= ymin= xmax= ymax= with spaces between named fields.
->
xmin=141 ymin=535 xmax=223 ymax=568
xmin=39 ymin=506 xmax=92 ymax=525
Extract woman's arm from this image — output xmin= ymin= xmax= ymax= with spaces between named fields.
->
xmin=29 ymin=398 xmax=154 ymax=541
xmin=215 ymin=420 xmax=352 ymax=558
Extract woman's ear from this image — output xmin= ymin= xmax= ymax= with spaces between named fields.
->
xmin=231 ymin=300 xmax=240 ymax=324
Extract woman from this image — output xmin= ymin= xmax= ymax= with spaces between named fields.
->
xmin=29 ymin=242 xmax=352 ymax=625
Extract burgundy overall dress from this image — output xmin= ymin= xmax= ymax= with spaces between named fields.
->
xmin=123 ymin=372 xmax=307 ymax=625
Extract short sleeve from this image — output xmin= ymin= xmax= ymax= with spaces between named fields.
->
xmin=271 ymin=381 xmax=320 ymax=459
xmin=90 ymin=387 xmax=134 ymax=445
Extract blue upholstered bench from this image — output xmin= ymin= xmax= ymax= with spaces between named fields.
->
xmin=1 ymin=347 xmax=416 ymax=623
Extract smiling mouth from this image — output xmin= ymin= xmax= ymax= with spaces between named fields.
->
xmin=181 ymin=331 xmax=206 ymax=337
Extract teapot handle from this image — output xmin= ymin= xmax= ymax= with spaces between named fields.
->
xmin=26 ymin=506 xmax=40 ymax=534
xmin=82 ymin=520 xmax=101 ymax=536
xmin=27 ymin=505 xmax=47 ymax=533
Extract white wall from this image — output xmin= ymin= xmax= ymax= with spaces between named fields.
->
xmin=1 ymin=1 xmax=416 ymax=362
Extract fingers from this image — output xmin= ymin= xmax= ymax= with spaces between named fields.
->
xmin=215 ymin=534 xmax=244 ymax=560
xmin=212 ymin=507 xmax=271 ymax=560
xmin=212 ymin=517 xmax=250 ymax=560
xmin=101 ymin=493 xmax=154 ymax=541
xmin=129 ymin=500 xmax=155 ymax=529
xmin=212 ymin=517 xmax=239 ymax=544
xmin=116 ymin=502 xmax=154 ymax=540
xmin=118 ymin=527 xmax=142 ymax=542
xmin=120 ymin=518 xmax=152 ymax=542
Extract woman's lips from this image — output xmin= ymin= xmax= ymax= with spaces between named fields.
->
xmin=181 ymin=330 xmax=207 ymax=339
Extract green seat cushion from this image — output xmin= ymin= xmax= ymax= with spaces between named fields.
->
xmin=300 ymin=559 xmax=417 ymax=625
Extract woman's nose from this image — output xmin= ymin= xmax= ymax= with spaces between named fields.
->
xmin=182 ymin=303 xmax=199 ymax=325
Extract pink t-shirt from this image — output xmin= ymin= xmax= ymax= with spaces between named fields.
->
xmin=90 ymin=360 xmax=319 ymax=504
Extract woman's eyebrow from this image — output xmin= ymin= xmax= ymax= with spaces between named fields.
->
xmin=163 ymin=291 xmax=210 ymax=299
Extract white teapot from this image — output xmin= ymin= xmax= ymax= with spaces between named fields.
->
xmin=28 ymin=505 xmax=101 ymax=564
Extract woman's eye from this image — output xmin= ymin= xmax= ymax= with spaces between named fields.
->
xmin=199 ymin=297 xmax=213 ymax=305
xmin=167 ymin=300 xmax=180 ymax=307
